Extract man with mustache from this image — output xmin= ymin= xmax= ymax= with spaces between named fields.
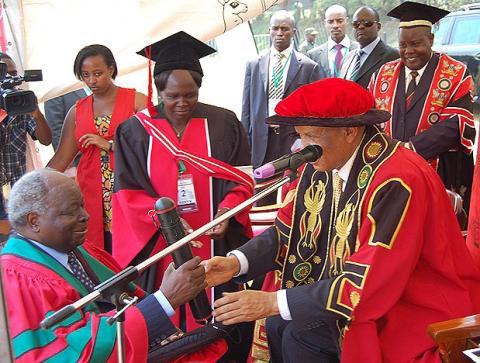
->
xmin=341 ymin=6 xmax=398 ymax=88
xmin=0 ymin=169 xmax=213 ymax=362
xmin=204 ymin=78 xmax=480 ymax=363
xmin=308 ymin=5 xmax=358 ymax=78
xmin=369 ymin=1 xmax=476 ymax=217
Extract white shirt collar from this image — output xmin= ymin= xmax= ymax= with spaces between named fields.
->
xmin=332 ymin=143 xmax=361 ymax=191
xmin=270 ymin=44 xmax=294 ymax=59
xmin=328 ymin=36 xmax=351 ymax=51
xmin=361 ymin=37 xmax=380 ymax=56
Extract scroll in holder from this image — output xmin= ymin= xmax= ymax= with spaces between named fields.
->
xmin=154 ymin=197 xmax=212 ymax=324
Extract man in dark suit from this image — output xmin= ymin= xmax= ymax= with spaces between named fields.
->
xmin=241 ymin=10 xmax=323 ymax=204
xmin=341 ymin=6 xmax=399 ymax=88
xmin=307 ymin=5 xmax=358 ymax=78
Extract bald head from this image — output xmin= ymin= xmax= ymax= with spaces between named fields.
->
xmin=270 ymin=10 xmax=296 ymax=52
xmin=270 ymin=10 xmax=295 ymax=28
xmin=353 ymin=6 xmax=381 ymax=47
xmin=325 ymin=4 xmax=347 ymax=18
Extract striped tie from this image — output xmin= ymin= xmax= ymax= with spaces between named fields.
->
xmin=349 ymin=49 xmax=364 ymax=81
xmin=68 ymin=251 xmax=96 ymax=292
xmin=406 ymin=71 xmax=418 ymax=109
xmin=269 ymin=53 xmax=285 ymax=100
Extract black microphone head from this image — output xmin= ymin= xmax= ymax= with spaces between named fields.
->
xmin=304 ymin=144 xmax=323 ymax=161
xmin=154 ymin=197 xmax=176 ymax=213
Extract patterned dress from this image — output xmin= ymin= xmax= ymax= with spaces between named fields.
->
xmin=94 ymin=115 xmax=113 ymax=233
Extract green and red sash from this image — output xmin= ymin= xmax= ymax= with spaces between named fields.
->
xmin=1 ymin=236 xmax=147 ymax=362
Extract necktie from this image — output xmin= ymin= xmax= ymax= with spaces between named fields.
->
xmin=68 ymin=251 xmax=96 ymax=292
xmin=349 ymin=49 xmax=364 ymax=81
xmin=406 ymin=71 xmax=419 ymax=109
xmin=333 ymin=172 xmax=343 ymax=214
xmin=334 ymin=44 xmax=344 ymax=77
xmin=269 ymin=53 xmax=285 ymax=100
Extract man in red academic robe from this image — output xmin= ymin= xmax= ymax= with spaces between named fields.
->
xmin=1 ymin=169 xmax=226 ymax=362
xmin=204 ymin=78 xmax=480 ymax=363
xmin=369 ymin=2 xmax=476 ymax=216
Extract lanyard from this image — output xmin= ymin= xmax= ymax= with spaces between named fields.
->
xmin=159 ymin=102 xmax=187 ymax=175
xmin=272 ymin=52 xmax=292 ymax=88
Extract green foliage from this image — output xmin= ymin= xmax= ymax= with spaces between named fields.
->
xmin=250 ymin=0 xmax=478 ymax=48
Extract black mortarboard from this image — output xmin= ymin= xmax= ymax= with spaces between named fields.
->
xmin=388 ymin=1 xmax=449 ymax=28
xmin=136 ymin=31 xmax=215 ymax=76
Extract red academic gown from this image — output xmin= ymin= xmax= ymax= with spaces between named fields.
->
xmin=1 ymin=236 xmax=150 ymax=362
xmin=112 ymin=104 xmax=253 ymax=331
xmin=1 ymin=236 xmax=227 ymax=362
xmin=369 ymin=53 xmax=476 ymax=211
xmin=74 ymin=87 xmax=136 ymax=249
xmin=235 ymin=126 xmax=480 ymax=362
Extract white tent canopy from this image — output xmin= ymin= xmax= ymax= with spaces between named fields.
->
xmin=5 ymin=0 xmax=282 ymax=109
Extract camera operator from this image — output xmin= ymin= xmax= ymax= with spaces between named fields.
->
xmin=0 ymin=52 xmax=51 ymax=223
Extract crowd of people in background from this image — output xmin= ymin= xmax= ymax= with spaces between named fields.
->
xmin=1 ymin=1 xmax=479 ymax=362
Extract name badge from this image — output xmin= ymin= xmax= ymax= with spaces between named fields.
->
xmin=177 ymin=174 xmax=198 ymax=213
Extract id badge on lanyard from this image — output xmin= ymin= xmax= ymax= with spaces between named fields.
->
xmin=177 ymin=160 xmax=199 ymax=213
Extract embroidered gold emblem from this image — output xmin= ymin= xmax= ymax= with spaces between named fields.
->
xmin=285 ymin=280 xmax=295 ymax=289
xmin=438 ymin=78 xmax=451 ymax=91
xmin=428 ymin=112 xmax=440 ymax=125
xmin=375 ymin=96 xmax=391 ymax=111
xmin=313 ymin=256 xmax=322 ymax=264
xmin=432 ymin=88 xmax=447 ymax=107
xmin=288 ymin=255 xmax=297 ymax=264
xmin=307 ymin=277 xmax=315 ymax=284
xmin=366 ymin=141 xmax=383 ymax=159
xmin=350 ymin=291 xmax=361 ymax=308
xmin=380 ymin=64 xmax=395 ymax=77
xmin=293 ymin=262 xmax=312 ymax=281
xmin=298 ymin=180 xmax=325 ymax=249
xmin=357 ymin=165 xmax=372 ymax=189
xmin=329 ymin=203 xmax=355 ymax=275
xmin=380 ymin=80 xmax=389 ymax=93
xmin=441 ymin=60 xmax=462 ymax=77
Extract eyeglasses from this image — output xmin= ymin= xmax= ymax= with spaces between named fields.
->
xmin=352 ymin=20 xmax=378 ymax=28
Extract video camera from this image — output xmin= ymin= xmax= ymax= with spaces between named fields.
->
xmin=0 ymin=61 xmax=42 ymax=116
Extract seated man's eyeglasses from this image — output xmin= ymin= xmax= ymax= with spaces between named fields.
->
xmin=352 ymin=20 xmax=378 ymax=28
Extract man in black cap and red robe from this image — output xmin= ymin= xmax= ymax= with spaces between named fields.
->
xmin=111 ymin=31 xmax=254 ymax=361
xmin=369 ymin=1 xmax=476 ymax=217
xmin=204 ymin=78 xmax=480 ymax=362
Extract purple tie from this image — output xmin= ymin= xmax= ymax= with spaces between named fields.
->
xmin=334 ymin=44 xmax=343 ymax=77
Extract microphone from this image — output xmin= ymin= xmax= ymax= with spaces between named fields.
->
xmin=155 ymin=197 xmax=212 ymax=324
xmin=253 ymin=144 xmax=323 ymax=179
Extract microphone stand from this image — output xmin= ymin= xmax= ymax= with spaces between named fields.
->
xmin=40 ymin=171 xmax=298 ymax=362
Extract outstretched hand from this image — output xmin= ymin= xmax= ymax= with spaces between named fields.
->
xmin=160 ymin=256 xmax=206 ymax=310
xmin=202 ymin=255 xmax=240 ymax=288
xmin=213 ymin=290 xmax=279 ymax=325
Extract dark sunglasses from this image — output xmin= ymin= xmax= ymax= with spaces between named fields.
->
xmin=352 ymin=20 xmax=378 ymax=28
